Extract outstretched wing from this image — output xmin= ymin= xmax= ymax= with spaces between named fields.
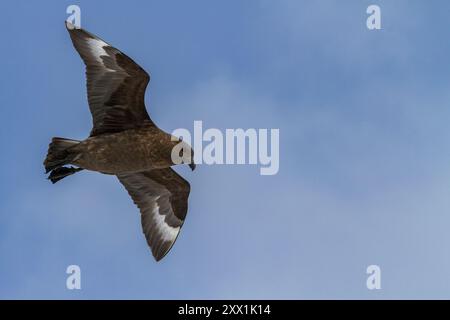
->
xmin=66 ymin=21 xmax=154 ymax=136
xmin=117 ymin=168 xmax=191 ymax=261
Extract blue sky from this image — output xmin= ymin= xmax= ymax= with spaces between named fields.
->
xmin=1 ymin=0 xmax=450 ymax=299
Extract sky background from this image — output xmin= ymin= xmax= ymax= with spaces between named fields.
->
xmin=1 ymin=0 xmax=450 ymax=299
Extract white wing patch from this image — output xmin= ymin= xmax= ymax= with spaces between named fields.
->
xmin=86 ymin=38 xmax=117 ymax=72
xmin=152 ymin=196 xmax=180 ymax=243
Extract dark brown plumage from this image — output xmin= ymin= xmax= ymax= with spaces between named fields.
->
xmin=43 ymin=21 xmax=195 ymax=261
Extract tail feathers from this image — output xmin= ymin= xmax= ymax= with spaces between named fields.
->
xmin=48 ymin=166 xmax=84 ymax=184
xmin=44 ymin=137 xmax=81 ymax=173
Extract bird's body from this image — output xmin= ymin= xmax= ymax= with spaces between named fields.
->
xmin=71 ymin=126 xmax=178 ymax=174
xmin=44 ymin=21 xmax=195 ymax=261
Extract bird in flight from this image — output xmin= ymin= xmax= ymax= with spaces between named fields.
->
xmin=44 ymin=21 xmax=195 ymax=261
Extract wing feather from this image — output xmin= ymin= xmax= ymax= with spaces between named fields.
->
xmin=66 ymin=21 xmax=154 ymax=136
xmin=117 ymin=168 xmax=191 ymax=261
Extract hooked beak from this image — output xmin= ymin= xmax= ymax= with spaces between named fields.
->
xmin=189 ymin=162 xmax=196 ymax=171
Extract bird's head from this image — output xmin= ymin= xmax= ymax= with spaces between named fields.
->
xmin=171 ymin=137 xmax=196 ymax=171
